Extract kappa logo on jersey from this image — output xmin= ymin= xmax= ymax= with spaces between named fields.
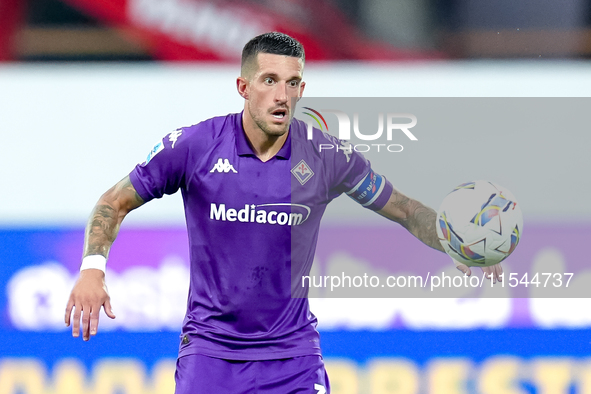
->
xmin=168 ymin=129 xmax=183 ymax=148
xmin=210 ymin=158 xmax=238 ymax=173
xmin=143 ymin=139 xmax=164 ymax=165
xmin=314 ymin=384 xmax=326 ymax=394
xmin=210 ymin=203 xmax=311 ymax=226
xmin=339 ymin=140 xmax=352 ymax=163
xmin=291 ymin=159 xmax=314 ymax=185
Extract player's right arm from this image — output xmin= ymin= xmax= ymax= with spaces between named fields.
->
xmin=64 ymin=175 xmax=145 ymax=341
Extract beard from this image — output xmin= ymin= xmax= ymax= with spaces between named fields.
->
xmin=248 ymin=102 xmax=291 ymax=138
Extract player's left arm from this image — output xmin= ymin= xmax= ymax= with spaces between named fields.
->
xmin=376 ymin=188 xmax=502 ymax=282
xmin=376 ymin=187 xmax=443 ymax=252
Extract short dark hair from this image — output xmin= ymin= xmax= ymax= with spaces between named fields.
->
xmin=241 ymin=32 xmax=305 ymax=73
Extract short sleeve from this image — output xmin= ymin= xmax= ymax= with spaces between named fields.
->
xmin=325 ymin=135 xmax=393 ymax=211
xmin=129 ymin=128 xmax=188 ymax=202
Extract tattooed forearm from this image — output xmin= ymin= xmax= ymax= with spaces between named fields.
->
xmin=83 ymin=176 xmax=145 ymax=258
xmin=406 ymin=204 xmax=444 ymax=252
xmin=84 ymin=204 xmax=119 ymax=257
xmin=379 ymin=190 xmax=444 ymax=252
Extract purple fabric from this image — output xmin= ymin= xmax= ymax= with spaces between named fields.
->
xmin=174 ymin=354 xmax=329 ymax=394
xmin=129 ymin=112 xmax=391 ymax=360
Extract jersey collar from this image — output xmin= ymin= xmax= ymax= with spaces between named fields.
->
xmin=235 ymin=111 xmax=292 ymax=160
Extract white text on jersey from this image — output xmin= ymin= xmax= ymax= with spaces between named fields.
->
xmin=210 ymin=203 xmax=310 ymax=226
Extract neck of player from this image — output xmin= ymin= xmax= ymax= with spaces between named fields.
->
xmin=242 ymin=113 xmax=288 ymax=163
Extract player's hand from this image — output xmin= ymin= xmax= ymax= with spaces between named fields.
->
xmin=454 ymin=259 xmax=503 ymax=284
xmin=64 ymin=269 xmax=116 ymax=341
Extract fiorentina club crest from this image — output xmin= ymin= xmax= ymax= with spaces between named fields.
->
xmin=291 ymin=159 xmax=314 ymax=185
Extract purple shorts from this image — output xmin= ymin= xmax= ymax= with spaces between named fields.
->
xmin=174 ymin=354 xmax=330 ymax=394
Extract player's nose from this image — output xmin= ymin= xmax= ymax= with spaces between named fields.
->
xmin=274 ymin=82 xmax=288 ymax=104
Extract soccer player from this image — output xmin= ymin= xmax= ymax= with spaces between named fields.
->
xmin=65 ymin=32 xmax=502 ymax=393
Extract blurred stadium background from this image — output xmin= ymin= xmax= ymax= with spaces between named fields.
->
xmin=1 ymin=0 xmax=591 ymax=393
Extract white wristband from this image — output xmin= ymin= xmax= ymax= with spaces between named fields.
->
xmin=80 ymin=255 xmax=107 ymax=273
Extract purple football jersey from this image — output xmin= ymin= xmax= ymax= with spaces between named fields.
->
xmin=129 ymin=112 xmax=393 ymax=360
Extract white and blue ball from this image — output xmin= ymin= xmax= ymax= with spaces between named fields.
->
xmin=436 ymin=180 xmax=523 ymax=267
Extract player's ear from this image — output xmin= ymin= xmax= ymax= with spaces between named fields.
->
xmin=298 ymin=81 xmax=306 ymax=100
xmin=237 ymin=77 xmax=249 ymax=99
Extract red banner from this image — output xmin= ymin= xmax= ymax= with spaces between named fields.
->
xmin=0 ymin=0 xmax=25 ymax=61
xmin=59 ymin=0 xmax=439 ymax=61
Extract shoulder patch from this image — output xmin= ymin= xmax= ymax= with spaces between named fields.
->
xmin=142 ymin=139 xmax=164 ymax=166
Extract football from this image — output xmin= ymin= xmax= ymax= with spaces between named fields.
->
xmin=436 ymin=180 xmax=523 ymax=267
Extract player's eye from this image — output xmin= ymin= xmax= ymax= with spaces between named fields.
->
xmin=264 ymin=77 xmax=274 ymax=85
xmin=288 ymin=80 xmax=300 ymax=88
